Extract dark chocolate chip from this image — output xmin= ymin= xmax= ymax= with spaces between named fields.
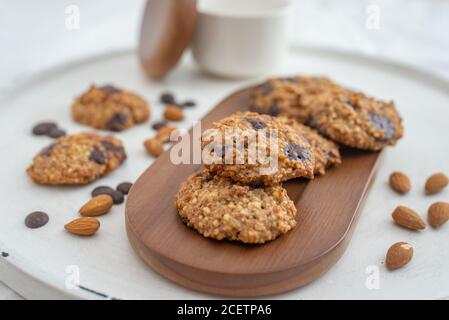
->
xmin=249 ymin=181 xmax=264 ymax=188
xmin=152 ymin=120 xmax=168 ymax=130
xmin=182 ymin=100 xmax=196 ymax=108
xmin=249 ymin=101 xmax=280 ymax=117
xmin=89 ymin=146 xmax=107 ymax=165
xmin=39 ymin=144 xmax=55 ymax=157
xmin=25 ymin=211 xmax=49 ymax=229
xmin=92 ymin=186 xmax=114 ymax=197
xmin=181 ymin=216 xmax=189 ymax=225
xmin=282 ymin=77 xmax=299 ymax=83
xmin=245 ymin=118 xmax=267 ymax=130
xmin=284 ymin=143 xmax=311 ymax=161
xmin=47 ymin=127 xmax=67 ymax=138
xmin=268 ymin=101 xmax=280 ymax=116
xmin=259 ymin=82 xmax=273 ymax=96
xmin=91 ymin=186 xmax=124 ymax=204
xmin=106 ymin=113 xmax=128 ymax=131
xmin=99 ymin=85 xmax=121 ymax=95
xmin=341 ymin=98 xmax=358 ymax=109
xmin=116 ymin=182 xmax=133 ymax=195
xmin=32 ymin=122 xmax=58 ymax=135
xmin=160 ymin=92 xmax=175 ymax=104
xmin=101 ymin=140 xmax=127 ymax=159
xmin=369 ymin=113 xmax=395 ymax=141
xmin=1 ymin=252 xmax=8 ymax=258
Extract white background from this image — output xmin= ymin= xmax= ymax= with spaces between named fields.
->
xmin=0 ymin=0 xmax=448 ymax=299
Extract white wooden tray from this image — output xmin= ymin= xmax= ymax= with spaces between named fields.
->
xmin=0 ymin=47 xmax=448 ymax=299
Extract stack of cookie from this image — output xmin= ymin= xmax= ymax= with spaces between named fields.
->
xmin=176 ymin=111 xmax=341 ymax=244
xmin=176 ymin=76 xmax=404 ymax=245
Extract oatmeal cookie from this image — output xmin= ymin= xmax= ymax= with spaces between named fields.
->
xmin=202 ymin=112 xmax=315 ymax=185
xmin=72 ymin=84 xmax=150 ymax=131
xmin=250 ymin=76 xmax=344 ymax=123
xmin=175 ymin=170 xmax=297 ymax=244
xmin=27 ymin=132 xmax=126 ymax=185
xmin=279 ymin=117 xmax=341 ymax=175
xmin=309 ymin=90 xmax=403 ymax=150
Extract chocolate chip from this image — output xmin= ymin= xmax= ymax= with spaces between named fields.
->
xmin=106 ymin=113 xmax=128 ymax=131
xmin=282 ymin=77 xmax=299 ymax=83
xmin=249 ymin=101 xmax=280 ymax=117
xmin=284 ymin=143 xmax=311 ymax=161
xmin=268 ymin=101 xmax=280 ymax=116
xmin=32 ymin=122 xmax=58 ymax=135
xmin=91 ymin=186 xmax=124 ymax=204
xmin=245 ymin=118 xmax=267 ymax=130
xmin=89 ymin=146 xmax=108 ymax=164
xmin=99 ymin=85 xmax=121 ymax=95
xmin=182 ymin=100 xmax=196 ymax=108
xmin=369 ymin=113 xmax=395 ymax=141
xmin=25 ymin=211 xmax=49 ymax=229
xmin=1 ymin=252 xmax=8 ymax=258
xmin=341 ymin=98 xmax=358 ymax=109
xmin=249 ymin=181 xmax=264 ymax=188
xmin=259 ymin=82 xmax=273 ymax=96
xmin=39 ymin=144 xmax=54 ymax=157
xmin=181 ymin=216 xmax=189 ymax=225
xmin=101 ymin=140 xmax=127 ymax=159
xmin=47 ymin=127 xmax=66 ymax=138
xmin=116 ymin=182 xmax=133 ymax=195
xmin=160 ymin=92 xmax=175 ymax=104
xmin=152 ymin=120 xmax=168 ymax=130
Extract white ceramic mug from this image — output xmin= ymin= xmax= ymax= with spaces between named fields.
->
xmin=192 ymin=0 xmax=291 ymax=78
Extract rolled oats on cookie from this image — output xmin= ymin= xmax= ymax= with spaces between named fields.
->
xmin=72 ymin=84 xmax=150 ymax=131
xmin=250 ymin=76 xmax=344 ymax=123
xmin=175 ymin=170 xmax=297 ymax=244
xmin=27 ymin=132 xmax=126 ymax=185
xmin=202 ymin=112 xmax=315 ymax=185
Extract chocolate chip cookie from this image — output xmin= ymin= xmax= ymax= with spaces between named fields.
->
xmin=27 ymin=132 xmax=126 ymax=185
xmin=72 ymin=84 xmax=150 ymax=131
xmin=279 ymin=117 xmax=341 ymax=175
xmin=309 ymin=90 xmax=404 ymax=150
xmin=175 ymin=170 xmax=297 ymax=244
xmin=202 ymin=112 xmax=315 ymax=185
xmin=250 ymin=76 xmax=343 ymax=123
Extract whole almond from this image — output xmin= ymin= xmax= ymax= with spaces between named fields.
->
xmin=425 ymin=172 xmax=448 ymax=194
xmin=144 ymin=138 xmax=164 ymax=157
xmin=155 ymin=126 xmax=176 ymax=143
xmin=391 ymin=206 xmax=426 ymax=230
xmin=386 ymin=241 xmax=413 ymax=270
xmin=164 ymin=105 xmax=184 ymax=121
xmin=428 ymin=201 xmax=449 ymax=228
xmin=79 ymin=194 xmax=113 ymax=216
xmin=64 ymin=217 xmax=100 ymax=236
xmin=389 ymin=172 xmax=411 ymax=194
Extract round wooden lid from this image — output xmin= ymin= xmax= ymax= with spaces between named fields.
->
xmin=138 ymin=0 xmax=197 ymax=79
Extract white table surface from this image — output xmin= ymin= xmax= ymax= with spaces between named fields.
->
xmin=1 ymin=0 xmax=448 ymax=300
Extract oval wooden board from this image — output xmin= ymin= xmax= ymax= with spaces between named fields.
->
xmin=126 ymin=86 xmax=381 ymax=297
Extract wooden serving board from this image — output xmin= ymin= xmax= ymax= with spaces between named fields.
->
xmin=125 ymin=86 xmax=381 ymax=297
